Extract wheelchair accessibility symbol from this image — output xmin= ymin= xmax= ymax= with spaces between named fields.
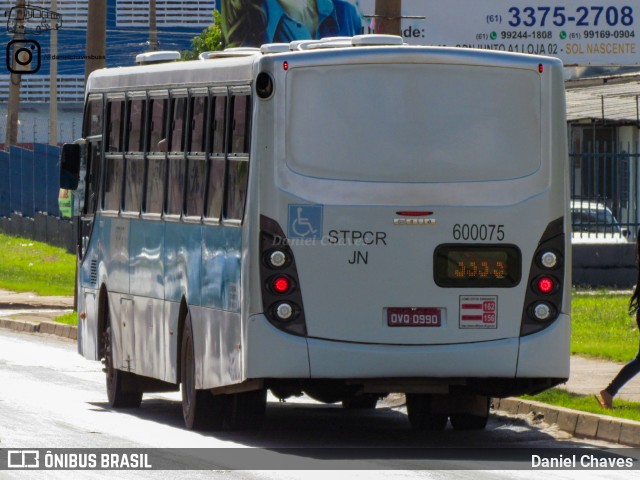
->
xmin=288 ymin=204 xmax=323 ymax=240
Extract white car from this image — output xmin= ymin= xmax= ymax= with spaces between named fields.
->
xmin=570 ymin=200 xmax=629 ymax=244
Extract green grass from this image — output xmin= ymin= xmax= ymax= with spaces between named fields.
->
xmin=0 ymin=233 xmax=75 ymax=296
xmin=572 ymin=290 xmax=639 ymax=363
xmin=54 ymin=311 xmax=78 ymax=326
xmin=525 ymin=291 xmax=640 ymax=414
xmin=522 ymin=388 xmax=640 ymax=422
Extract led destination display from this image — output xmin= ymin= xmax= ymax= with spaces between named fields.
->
xmin=434 ymin=245 xmax=521 ymax=287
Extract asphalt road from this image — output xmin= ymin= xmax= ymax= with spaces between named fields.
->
xmin=0 ymin=329 xmax=637 ymax=479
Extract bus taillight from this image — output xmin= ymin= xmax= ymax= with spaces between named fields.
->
xmin=259 ymin=215 xmax=308 ymax=336
xmin=535 ymin=276 xmax=556 ymax=295
xmin=271 ymin=275 xmax=292 ymax=294
xmin=268 ymin=250 xmax=288 ymax=268
xmin=520 ymin=218 xmax=565 ymax=335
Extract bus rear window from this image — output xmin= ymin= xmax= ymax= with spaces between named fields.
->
xmin=285 ymin=64 xmax=541 ymax=183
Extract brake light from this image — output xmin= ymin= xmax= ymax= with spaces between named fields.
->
xmin=272 ymin=276 xmax=291 ymax=294
xmin=537 ymin=276 xmax=555 ymax=294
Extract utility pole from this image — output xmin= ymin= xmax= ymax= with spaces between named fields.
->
xmin=5 ymin=0 xmax=26 ymax=148
xmin=49 ymin=0 xmax=58 ymax=146
xmin=148 ymin=0 xmax=159 ymax=51
xmin=374 ymin=0 xmax=402 ymax=36
xmin=84 ymin=0 xmax=107 ymax=82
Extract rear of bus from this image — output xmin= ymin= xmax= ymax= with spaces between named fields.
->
xmin=245 ymin=39 xmax=569 ymax=405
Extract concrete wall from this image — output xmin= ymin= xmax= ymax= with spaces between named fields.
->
xmin=572 ymin=243 xmax=637 ymax=288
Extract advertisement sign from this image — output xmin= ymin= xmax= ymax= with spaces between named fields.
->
xmin=399 ymin=0 xmax=640 ymax=65
xmin=220 ymin=1 xmax=640 ymax=65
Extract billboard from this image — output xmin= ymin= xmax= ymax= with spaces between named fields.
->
xmin=220 ymin=0 xmax=640 ymax=66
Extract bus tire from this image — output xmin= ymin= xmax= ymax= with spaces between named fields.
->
xmin=103 ymin=324 xmax=142 ymax=409
xmin=224 ymin=389 xmax=267 ymax=430
xmin=449 ymin=398 xmax=490 ymax=431
xmin=181 ymin=313 xmax=224 ymax=430
xmin=405 ymin=394 xmax=448 ymax=431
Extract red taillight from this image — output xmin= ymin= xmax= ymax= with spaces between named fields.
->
xmin=272 ymin=276 xmax=291 ymax=294
xmin=537 ymin=276 xmax=555 ymax=294
xmin=283 ymin=61 xmax=289 ymax=71
xmin=538 ymin=63 xmax=544 ymax=73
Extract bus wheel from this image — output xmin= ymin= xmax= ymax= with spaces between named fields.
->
xmin=342 ymin=394 xmax=378 ymax=409
xmin=103 ymin=324 xmax=142 ymax=408
xmin=405 ymin=394 xmax=448 ymax=431
xmin=224 ymin=389 xmax=267 ymax=430
xmin=181 ymin=313 xmax=224 ymax=430
xmin=449 ymin=398 xmax=490 ymax=431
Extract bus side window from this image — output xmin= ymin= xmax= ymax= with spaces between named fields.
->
xmin=229 ymin=95 xmax=250 ymax=155
xmin=205 ymin=95 xmax=227 ymax=222
xmin=81 ymin=95 xmax=103 ymax=216
xmin=145 ymin=95 xmax=167 ymax=215
xmin=104 ymin=99 xmax=124 ymax=212
xmin=127 ymin=99 xmax=145 ymax=152
xmin=188 ymin=96 xmax=207 ymax=154
xmin=83 ymin=95 xmax=103 ymax=137
xmin=124 ymin=98 xmax=146 ymax=213
xmin=166 ymin=96 xmax=187 ymax=216
xmin=169 ymin=97 xmax=186 ymax=153
xmin=226 ymin=94 xmax=251 ymax=222
xmin=107 ymin=100 xmax=123 ymax=152
xmin=147 ymin=97 xmax=167 ymax=153
xmin=185 ymin=96 xmax=208 ymax=218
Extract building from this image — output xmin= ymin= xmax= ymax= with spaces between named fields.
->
xmin=566 ymin=73 xmax=640 ymax=234
xmin=0 ymin=0 xmax=218 ymax=146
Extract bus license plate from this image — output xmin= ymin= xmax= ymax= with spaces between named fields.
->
xmin=387 ymin=308 xmax=442 ymax=327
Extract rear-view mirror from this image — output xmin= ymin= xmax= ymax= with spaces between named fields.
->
xmin=59 ymin=143 xmax=81 ymax=190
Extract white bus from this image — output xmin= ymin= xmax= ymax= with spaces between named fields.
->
xmin=60 ymin=35 xmax=570 ymax=432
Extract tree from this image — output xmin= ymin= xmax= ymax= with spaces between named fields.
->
xmin=182 ymin=10 xmax=224 ymax=60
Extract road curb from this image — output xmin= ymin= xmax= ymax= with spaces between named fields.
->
xmin=0 ymin=317 xmax=77 ymax=340
xmin=493 ymin=397 xmax=640 ymax=447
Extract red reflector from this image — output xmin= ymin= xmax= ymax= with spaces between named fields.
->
xmin=283 ymin=61 xmax=289 ymax=71
xmin=537 ymin=277 xmax=554 ymax=294
xmin=396 ymin=211 xmax=434 ymax=217
xmin=273 ymin=276 xmax=290 ymax=294
xmin=538 ymin=63 xmax=544 ymax=73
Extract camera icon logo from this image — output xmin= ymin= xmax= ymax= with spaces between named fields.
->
xmin=6 ymin=39 xmax=41 ymax=74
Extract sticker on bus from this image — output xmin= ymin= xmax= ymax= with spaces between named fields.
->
xmin=459 ymin=296 xmax=497 ymax=329
xmin=287 ymin=204 xmax=323 ymax=240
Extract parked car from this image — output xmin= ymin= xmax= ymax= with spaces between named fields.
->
xmin=570 ymin=200 xmax=629 ymax=243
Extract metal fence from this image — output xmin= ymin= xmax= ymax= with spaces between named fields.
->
xmin=570 ymin=143 xmax=640 ymax=242
xmin=0 ymin=142 xmax=638 ymax=246
xmin=0 ymin=144 xmax=61 ymax=218
xmin=0 ymin=143 xmax=75 ymax=252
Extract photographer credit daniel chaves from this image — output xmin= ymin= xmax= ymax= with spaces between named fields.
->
xmin=4 ymin=3 xmax=62 ymax=74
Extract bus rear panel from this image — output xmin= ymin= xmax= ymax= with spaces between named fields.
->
xmin=246 ymin=45 xmax=569 ymax=401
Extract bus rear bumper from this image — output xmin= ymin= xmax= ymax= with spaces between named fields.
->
xmin=245 ymin=314 xmax=569 ymax=397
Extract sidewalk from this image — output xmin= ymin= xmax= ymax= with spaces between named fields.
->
xmin=0 ymin=289 xmax=75 ymax=339
xmin=0 ymin=289 xmax=638 ymax=445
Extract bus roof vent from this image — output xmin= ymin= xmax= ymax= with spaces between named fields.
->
xmin=351 ymin=34 xmax=404 ymax=47
xmin=199 ymin=47 xmax=260 ymax=60
xmin=289 ymin=39 xmax=319 ymax=50
xmin=261 ymin=43 xmax=290 ymax=54
xmin=135 ymin=51 xmax=181 ymax=65
xmin=300 ymin=37 xmax=353 ymax=50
